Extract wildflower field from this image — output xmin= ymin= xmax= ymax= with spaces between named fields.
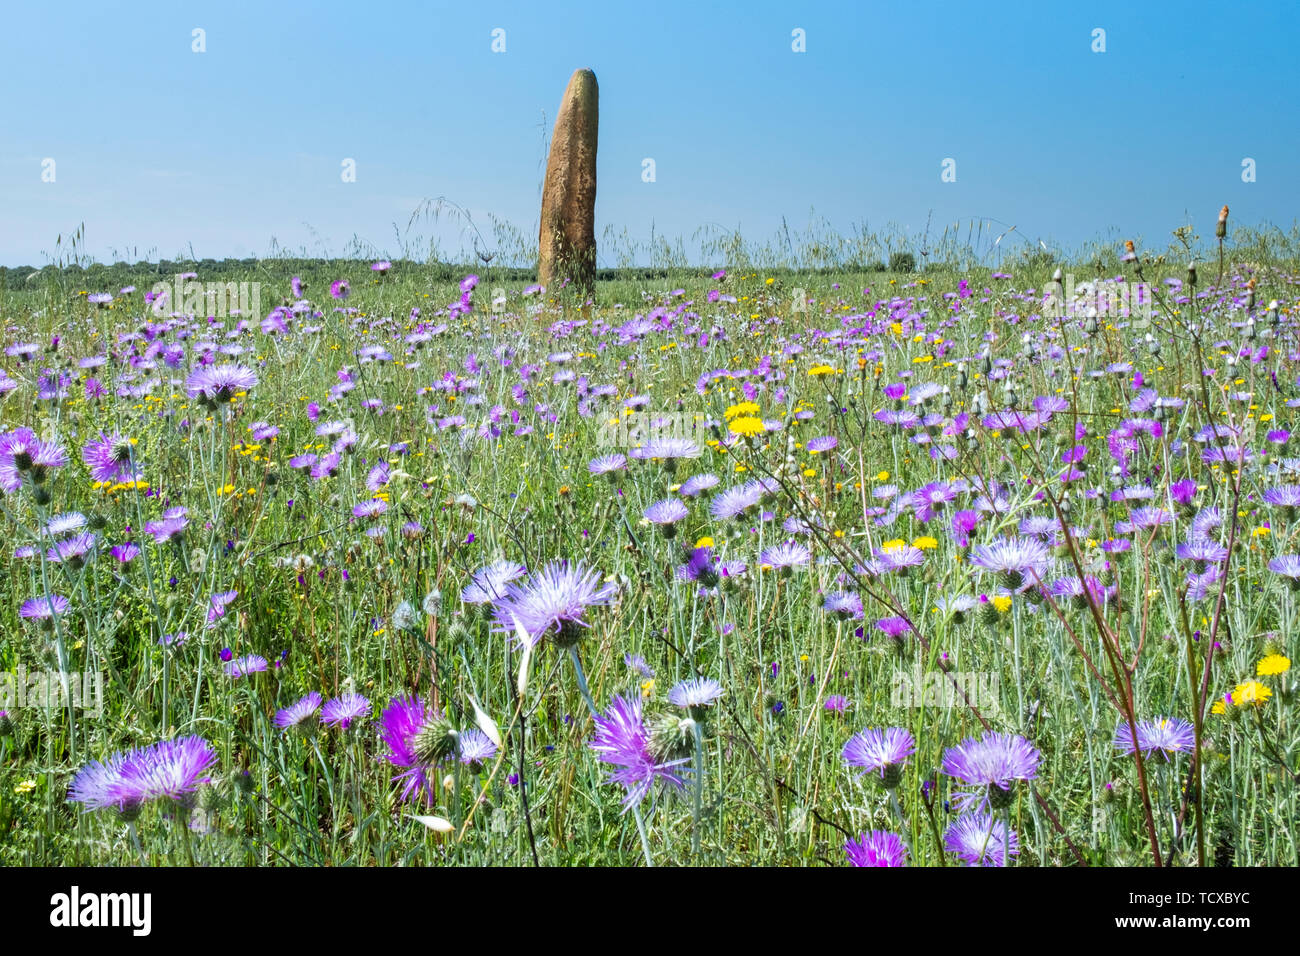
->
xmin=1 ymin=240 xmax=1297 ymax=868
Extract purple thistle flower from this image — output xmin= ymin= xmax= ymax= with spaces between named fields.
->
xmin=1169 ymin=478 xmax=1198 ymax=507
xmin=875 ymin=616 xmax=913 ymax=639
xmin=909 ymin=481 xmax=960 ymax=522
xmin=969 ymin=536 xmax=1052 ymax=589
xmin=378 ymin=695 xmax=447 ymax=805
xmin=145 ymin=514 xmax=188 ymax=544
xmin=68 ymin=751 xmax=131 ymax=812
xmin=1262 ymin=485 xmax=1300 ymax=510
xmin=330 ymin=279 xmax=350 ymax=300
xmin=944 ymin=813 xmax=1020 ymax=867
xmin=461 ymin=559 xmax=528 ymax=605
xmin=806 ymin=435 xmax=838 ymax=453
xmin=457 ymin=727 xmax=498 ymax=770
xmin=823 ymin=694 xmax=850 ymax=713
xmin=112 ymin=736 xmax=218 ymax=809
xmin=310 ymin=452 xmax=341 ymax=479
xmin=321 ymin=693 xmax=371 ymax=730
xmin=951 ymin=509 xmax=981 ymax=547
xmin=588 ymin=454 xmax=627 ymax=476
xmin=82 ymin=432 xmax=139 ymax=484
xmin=941 ymin=731 xmax=1041 ymax=812
xmin=111 ymin=542 xmax=141 ymax=565
xmin=352 ymin=498 xmax=388 ymax=519
xmin=492 ymin=561 xmax=618 ymax=649
xmin=631 ymin=437 xmax=701 ymax=461
xmin=206 ymin=590 xmax=238 ymax=627
xmin=710 ymin=482 xmax=763 ymax=520
xmin=844 ymin=830 xmax=908 ymax=867
xmin=1046 ymin=575 xmax=1115 ymax=607
xmin=759 ymin=540 xmax=811 ymax=572
xmin=676 ymin=546 xmax=720 ymax=588
xmin=1113 ymin=717 xmax=1195 ymax=760
xmin=1185 ymin=565 xmax=1222 ymax=602
xmin=274 ymin=692 xmax=323 ymax=729
xmin=667 ymin=677 xmax=724 ymax=711
xmin=1126 ymin=506 xmax=1174 ymax=532
xmin=186 ymin=364 xmax=258 ymax=403
xmin=1268 ymin=554 xmax=1300 ymax=588
xmin=20 ymin=594 xmax=70 ymax=621
xmin=224 ymin=654 xmax=267 ymax=678
xmin=822 ymin=591 xmax=864 ymax=620
xmin=679 ymin=473 xmax=720 ymax=497
xmin=871 ymin=544 xmax=926 ymax=574
xmin=588 ymin=693 xmax=688 ymax=811
xmin=46 ymin=512 xmax=87 ymax=536
xmin=644 ymin=498 xmax=689 ymax=527
xmin=842 ymin=727 xmax=915 ymax=786
xmin=1175 ymin=537 xmax=1229 ymax=566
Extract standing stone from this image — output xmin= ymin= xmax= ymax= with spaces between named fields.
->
xmin=539 ymin=69 xmax=598 ymax=294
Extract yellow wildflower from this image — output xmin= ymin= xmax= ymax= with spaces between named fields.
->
xmin=1231 ymin=681 xmax=1272 ymax=707
xmin=728 ymin=416 xmax=766 ymax=437
xmin=1257 ymin=654 xmax=1291 ymax=677
xmin=724 ymin=401 xmax=760 ymax=420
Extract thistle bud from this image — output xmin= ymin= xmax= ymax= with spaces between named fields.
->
xmin=413 ymin=717 xmax=460 ymax=765
xmin=648 ymin=712 xmax=696 ymax=762
xmin=988 ymin=780 xmax=1018 ymax=810
xmin=1216 ymin=204 xmax=1229 ymax=240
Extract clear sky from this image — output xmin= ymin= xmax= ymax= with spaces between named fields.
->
xmin=1 ymin=0 xmax=1295 ymax=267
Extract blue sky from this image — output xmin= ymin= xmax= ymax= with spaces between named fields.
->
xmin=1 ymin=0 xmax=1295 ymax=267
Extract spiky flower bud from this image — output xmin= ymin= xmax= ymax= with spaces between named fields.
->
xmin=413 ymin=718 xmax=460 ymax=766
xmin=648 ymin=713 xmax=696 ymax=763
xmin=988 ymin=780 xmax=1017 ymax=810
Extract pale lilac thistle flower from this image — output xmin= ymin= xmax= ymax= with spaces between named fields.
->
xmin=492 ymin=561 xmax=618 ymax=649
xmin=275 ymin=692 xmax=323 ymax=729
xmin=321 ymin=693 xmax=371 ymax=730
xmin=1113 ymin=717 xmax=1195 ymax=760
xmin=588 ymin=693 xmax=688 ymax=810
xmin=842 ymin=727 xmax=915 ymax=788
xmin=944 ymin=813 xmax=1020 ymax=867
xmin=941 ymin=731 xmax=1041 ymax=811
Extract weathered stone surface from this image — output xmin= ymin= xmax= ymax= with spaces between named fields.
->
xmin=538 ymin=69 xmax=598 ymax=293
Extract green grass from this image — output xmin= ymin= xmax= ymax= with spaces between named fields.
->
xmin=0 ymin=229 xmax=1297 ymax=867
